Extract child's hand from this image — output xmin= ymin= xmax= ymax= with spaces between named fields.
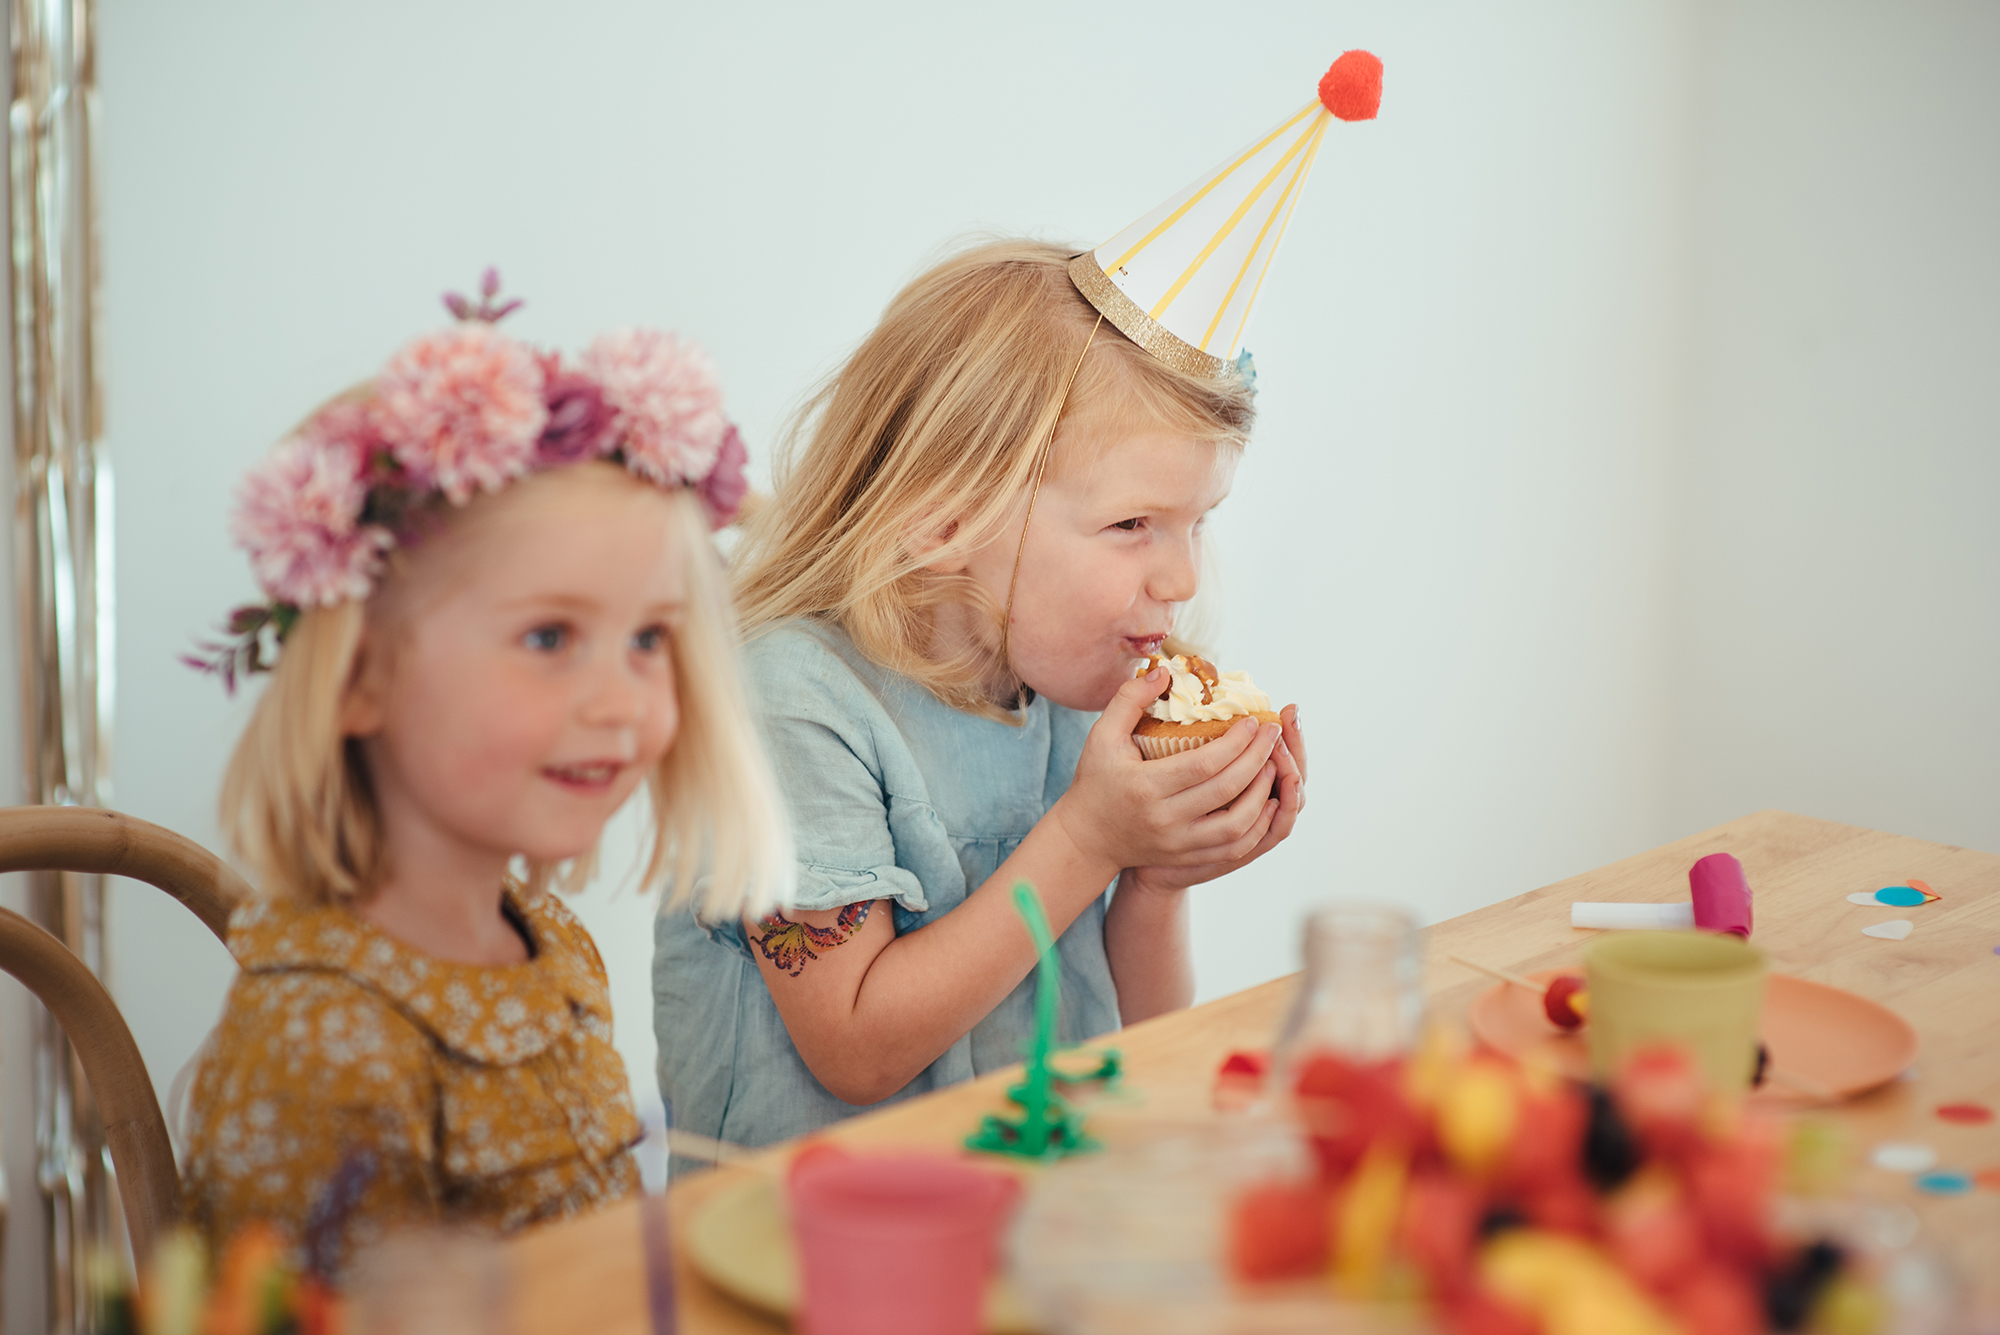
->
xmin=1055 ymin=669 xmax=1296 ymax=877
xmin=1124 ymin=703 xmax=1306 ymax=893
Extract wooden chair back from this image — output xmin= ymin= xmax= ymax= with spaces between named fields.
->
xmin=0 ymin=806 xmax=249 ymax=1263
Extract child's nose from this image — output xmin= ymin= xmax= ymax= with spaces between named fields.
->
xmin=1151 ymin=539 xmax=1201 ymax=604
xmin=580 ymin=658 xmax=647 ymax=728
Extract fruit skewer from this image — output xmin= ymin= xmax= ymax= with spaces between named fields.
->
xmin=1448 ymin=954 xmax=1588 ymax=1029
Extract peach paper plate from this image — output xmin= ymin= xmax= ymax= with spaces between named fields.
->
xmin=1467 ymin=969 xmax=1918 ymax=1105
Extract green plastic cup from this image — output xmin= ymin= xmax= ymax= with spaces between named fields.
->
xmin=1584 ymin=931 xmax=1767 ymax=1094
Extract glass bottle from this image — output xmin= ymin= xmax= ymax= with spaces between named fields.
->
xmin=1272 ymin=902 xmax=1424 ymax=1072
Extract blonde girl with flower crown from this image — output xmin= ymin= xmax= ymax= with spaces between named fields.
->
xmin=180 ymin=274 xmax=789 ymax=1274
xmin=653 ymin=239 xmax=1306 ymax=1157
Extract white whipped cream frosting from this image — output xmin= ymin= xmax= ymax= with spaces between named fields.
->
xmin=1133 ymin=654 xmax=1273 ymax=724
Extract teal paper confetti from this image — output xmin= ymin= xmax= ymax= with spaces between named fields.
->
xmin=1874 ymin=886 xmax=1926 ymax=907
xmin=1914 ymin=1171 xmax=1973 ymax=1196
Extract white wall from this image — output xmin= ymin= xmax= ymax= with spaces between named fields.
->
xmin=63 ymin=0 xmax=1997 ymax=1226
xmin=1668 ymin=0 xmax=2000 ymax=852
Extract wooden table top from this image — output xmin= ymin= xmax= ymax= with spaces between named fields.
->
xmin=507 ymin=810 xmax=2000 ymax=1333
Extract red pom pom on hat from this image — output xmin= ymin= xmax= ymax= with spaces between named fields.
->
xmin=1319 ymin=50 xmax=1383 ymax=121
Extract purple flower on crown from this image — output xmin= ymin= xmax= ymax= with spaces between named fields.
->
xmin=535 ymin=356 xmax=621 ymax=466
xmin=230 ymin=432 xmax=393 ymax=607
xmin=581 ymin=329 xmax=727 ymax=486
xmin=697 ymin=425 xmax=749 ymax=529
xmin=375 ymin=324 xmax=547 ymax=504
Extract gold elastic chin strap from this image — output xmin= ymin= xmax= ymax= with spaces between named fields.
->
xmin=998 ymin=313 xmax=1104 ymax=698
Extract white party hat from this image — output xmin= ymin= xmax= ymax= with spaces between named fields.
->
xmin=1069 ymin=50 xmax=1382 ymax=377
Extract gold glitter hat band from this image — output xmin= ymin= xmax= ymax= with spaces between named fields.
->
xmin=1067 ymin=254 xmax=1226 ymax=379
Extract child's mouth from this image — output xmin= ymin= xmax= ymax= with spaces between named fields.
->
xmin=542 ymin=761 xmax=623 ymax=792
xmin=1124 ymin=634 xmax=1167 ymax=657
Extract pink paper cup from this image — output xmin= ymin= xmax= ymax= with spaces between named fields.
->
xmin=788 ymin=1153 xmax=1019 ymax=1335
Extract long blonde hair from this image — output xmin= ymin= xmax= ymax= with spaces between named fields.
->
xmin=221 ymin=477 xmax=791 ymax=919
xmin=732 ymin=238 xmax=1255 ymax=720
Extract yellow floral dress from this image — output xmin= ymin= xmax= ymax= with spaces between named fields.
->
xmin=182 ymin=887 xmax=640 ymax=1273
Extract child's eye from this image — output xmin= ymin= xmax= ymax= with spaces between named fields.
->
xmin=1112 ymin=518 xmax=1144 ymax=532
xmin=524 ymin=624 xmax=570 ymax=653
xmin=632 ymin=624 xmax=669 ymax=654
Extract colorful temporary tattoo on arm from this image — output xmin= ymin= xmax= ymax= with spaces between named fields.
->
xmin=753 ymin=901 xmax=873 ymax=977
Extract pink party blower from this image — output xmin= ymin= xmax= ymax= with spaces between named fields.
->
xmin=1687 ymin=851 xmax=1753 ymax=937
xmin=1570 ymin=851 xmax=1754 ymax=937
xmin=789 ymin=1152 xmax=1020 ymax=1335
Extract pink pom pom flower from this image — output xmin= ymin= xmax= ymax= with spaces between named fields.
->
xmin=582 ymin=329 xmax=727 ymax=486
xmin=229 ymin=433 xmax=393 ymax=608
xmin=375 ymin=325 xmax=547 ymax=504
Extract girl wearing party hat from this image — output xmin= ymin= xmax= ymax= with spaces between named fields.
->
xmin=180 ymin=274 xmax=790 ymax=1272
xmin=655 ymin=53 xmax=1381 ymax=1154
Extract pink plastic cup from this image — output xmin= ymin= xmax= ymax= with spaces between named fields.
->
xmin=788 ymin=1152 xmax=1020 ymax=1335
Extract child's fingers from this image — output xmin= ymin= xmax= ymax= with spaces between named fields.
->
xmin=1166 ymin=722 xmax=1280 ymax=817
xmin=1259 ymin=772 xmax=1303 ymax=848
xmin=1280 ymin=704 xmax=1307 ymax=784
xmin=1272 ymin=736 xmax=1301 ymax=785
xmin=1097 ymin=668 xmax=1170 ymax=748
xmin=1179 ymin=793 xmax=1281 ymax=868
xmin=1193 ymin=771 xmax=1297 ymax=868
xmin=1272 ymin=740 xmax=1304 ymax=815
xmin=1135 ymin=715 xmax=1260 ymax=792
xmin=1182 ymin=759 xmax=1278 ymax=848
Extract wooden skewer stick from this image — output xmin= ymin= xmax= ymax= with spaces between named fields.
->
xmin=1449 ymin=954 xmax=1546 ymax=991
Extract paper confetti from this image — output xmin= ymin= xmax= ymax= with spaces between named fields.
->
xmin=1862 ymin=919 xmax=1914 ymax=940
xmin=1977 ymin=1167 xmax=2000 ymax=1193
xmin=1847 ymin=885 xmax=1936 ymax=907
xmin=1936 ymin=1102 xmax=1995 ymax=1126
xmin=1908 ymin=878 xmax=1940 ymax=900
xmin=1872 ymin=1143 xmax=1938 ymax=1173
xmin=1914 ymin=1171 xmax=1973 ymax=1196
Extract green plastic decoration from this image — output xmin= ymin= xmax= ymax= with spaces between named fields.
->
xmin=964 ymin=881 xmax=1121 ymax=1161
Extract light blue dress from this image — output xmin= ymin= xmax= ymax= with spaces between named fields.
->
xmin=652 ymin=619 xmax=1123 ymax=1161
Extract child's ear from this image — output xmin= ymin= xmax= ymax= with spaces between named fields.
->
xmin=338 ymin=631 xmax=389 ymax=738
xmin=909 ymin=516 xmax=965 ymax=574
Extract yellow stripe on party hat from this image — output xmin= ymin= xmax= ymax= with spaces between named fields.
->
xmin=1068 ymin=50 xmax=1382 ymax=377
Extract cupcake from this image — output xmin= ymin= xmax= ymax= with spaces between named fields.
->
xmin=1130 ymin=653 xmax=1279 ymax=759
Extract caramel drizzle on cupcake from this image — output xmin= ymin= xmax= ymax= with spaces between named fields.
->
xmin=1137 ymin=653 xmax=1221 ymax=705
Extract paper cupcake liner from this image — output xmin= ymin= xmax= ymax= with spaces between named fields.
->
xmin=1134 ymin=731 xmax=1216 ymax=761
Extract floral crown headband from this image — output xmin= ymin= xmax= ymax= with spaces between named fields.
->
xmin=187 ymin=271 xmax=749 ymax=691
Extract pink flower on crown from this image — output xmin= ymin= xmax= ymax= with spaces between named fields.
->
xmin=230 ymin=433 xmax=393 ymax=607
xmin=697 ymin=425 xmax=749 ymax=529
xmin=304 ymin=395 xmax=392 ymax=474
xmin=374 ymin=325 xmax=547 ymax=504
xmin=581 ymin=329 xmax=727 ymax=486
